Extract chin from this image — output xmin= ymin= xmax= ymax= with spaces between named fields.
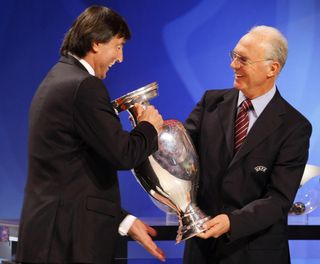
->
xmin=98 ymin=72 xmax=107 ymax=79
xmin=234 ymin=80 xmax=246 ymax=90
xmin=233 ymin=82 xmax=241 ymax=90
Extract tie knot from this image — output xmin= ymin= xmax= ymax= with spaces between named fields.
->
xmin=241 ymin=99 xmax=252 ymax=112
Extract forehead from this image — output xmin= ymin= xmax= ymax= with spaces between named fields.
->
xmin=107 ymin=35 xmax=126 ymax=46
xmin=234 ymin=33 xmax=266 ymax=57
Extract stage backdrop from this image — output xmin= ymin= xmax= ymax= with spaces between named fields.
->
xmin=0 ymin=0 xmax=319 ymax=262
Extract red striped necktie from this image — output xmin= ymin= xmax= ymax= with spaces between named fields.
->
xmin=234 ymin=99 xmax=253 ymax=153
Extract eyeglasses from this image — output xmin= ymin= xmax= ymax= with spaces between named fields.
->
xmin=230 ymin=51 xmax=273 ymax=66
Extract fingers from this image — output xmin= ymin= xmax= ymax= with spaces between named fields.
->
xmin=202 ymin=217 xmax=220 ymax=231
xmin=196 ymin=231 xmax=211 ymax=239
xmin=196 ymin=223 xmax=221 ymax=239
xmin=155 ymin=246 xmax=166 ymax=262
xmin=197 ymin=214 xmax=230 ymax=239
xmin=140 ymin=223 xmax=165 ymax=261
xmin=145 ymin=224 xmax=157 ymax=237
xmin=128 ymin=219 xmax=166 ymax=262
xmin=133 ymin=103 xmax=144 ymax=118
xmin=143 ymin=237 xmax=166 ymax=262
xmin=136 ymin=104 xmax=163 ymax=133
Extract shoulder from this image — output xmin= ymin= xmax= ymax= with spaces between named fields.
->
xmin=75 ymin=75 xmax=110 ymax=102
xmin=46 ymin=56 xmax=92 ymax=87
xmin=52 ymin=57 xmax=107 ymax=96
xmin=204 ymin=88 xmax=233 ymax=97
xmin=200 ymin=88 xmax=235 ymax=105
xmin=276 ymin=93 xmax=312 ymax=131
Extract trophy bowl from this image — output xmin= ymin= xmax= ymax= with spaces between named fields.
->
xmin=112 ymin=82 xmax=210 ymax=243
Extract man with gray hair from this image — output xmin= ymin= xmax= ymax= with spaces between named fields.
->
xmin=183 ymin=25 xmax=312 ymax=264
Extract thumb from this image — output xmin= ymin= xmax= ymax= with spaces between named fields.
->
xmin=134 ymin=103 xmax=144 ymax=117
xmin=145 ymin=224 xmax=157 ymax=237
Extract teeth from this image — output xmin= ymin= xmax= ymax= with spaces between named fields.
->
xmin=109 ymin=62 xmax=116 ymax=68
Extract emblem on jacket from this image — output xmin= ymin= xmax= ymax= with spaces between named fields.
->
xmin=254 ymin=165 xmax=267 ymax=172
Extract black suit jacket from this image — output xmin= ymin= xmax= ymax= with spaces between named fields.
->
xmin=16 ymin=55 xmax=158 ymax=264
xmin=183 ymin=88 xmax=312 ymax=264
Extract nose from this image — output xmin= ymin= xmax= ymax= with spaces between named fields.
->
xmin=117 ymin=49 xmax=123 ymax=63
xmin=230 ymin=58 xmax=240 ymax=70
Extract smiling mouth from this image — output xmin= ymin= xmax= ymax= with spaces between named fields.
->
xmin=108 ymin=61 xmax=116 ymax=70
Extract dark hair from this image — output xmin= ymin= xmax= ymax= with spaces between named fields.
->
xmin=60 ymin=6 xmax=131 ymax=57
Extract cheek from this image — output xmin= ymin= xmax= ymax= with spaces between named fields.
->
xmin=251 ymin=72 xmax=266 ymax=84
xmin=101 ymin=49 xmax=113 ymax=61
xmin=252 ymin=66 xmax=267 ymax=79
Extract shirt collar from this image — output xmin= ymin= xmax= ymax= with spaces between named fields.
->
xmin=68 ymin=53 xmax=95 ymax=76
xmin=237 ymin=85 xmax=276 ymax=116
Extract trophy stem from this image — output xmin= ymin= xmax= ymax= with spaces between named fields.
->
xmin=176 ymin=203 xmax=211 ymax=243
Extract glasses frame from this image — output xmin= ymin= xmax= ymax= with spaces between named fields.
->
xmin=230 ymin=51 xmax=273 ymax=66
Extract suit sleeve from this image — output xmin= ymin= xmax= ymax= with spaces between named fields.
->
xmin=184 ymin=92 xmax=208 ymax=146
xmin=228 ymin=118 xmax=312 ymax=241
xmin=73 ymin=76 xmax=158 ymax=170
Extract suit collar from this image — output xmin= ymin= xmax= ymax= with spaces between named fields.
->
xmin=59 ymin=55 xmax=89 ymax=74
xmin=238 ymin=85 xmax=277 ymax=117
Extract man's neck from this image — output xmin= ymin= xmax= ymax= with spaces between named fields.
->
xmin=245 ymin=80 xmax=276 ymax=99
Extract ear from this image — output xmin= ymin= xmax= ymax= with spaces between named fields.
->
xmin=91 ymin=42 xmax=100 ymax=53
xmin=267 ymin=61 xmax=281 ymax=78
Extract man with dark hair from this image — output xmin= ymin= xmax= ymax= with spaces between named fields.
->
xmin=183 ymin=26 xmax=312 ymax=264
xmin=16 ymin=6 xmax=165 ymax=263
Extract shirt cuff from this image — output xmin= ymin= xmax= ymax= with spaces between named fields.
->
xmin=118 ymin=214 xmax=137 ymax=236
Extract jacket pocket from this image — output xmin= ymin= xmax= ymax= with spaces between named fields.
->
xmin=86 ymin=196 xmax=118 ymax=217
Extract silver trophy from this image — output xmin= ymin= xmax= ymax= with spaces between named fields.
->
xmin=112 ymin=82 xmax=210 ymax=243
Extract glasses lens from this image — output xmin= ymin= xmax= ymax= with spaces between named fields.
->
xmin=230 ymin=51 xmax=249 ymax=65
xmin=230 ymin=51 xmax=235 ymax=60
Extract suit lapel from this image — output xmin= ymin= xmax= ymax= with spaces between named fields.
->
xmin=229 ymin=90 xmax=286 ymax=167
xmin=217 ymin=89 xmax=239 ymax=157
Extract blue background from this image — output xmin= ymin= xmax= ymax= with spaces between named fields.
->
xmin=0 ymin=0 xmax=319 ymax=262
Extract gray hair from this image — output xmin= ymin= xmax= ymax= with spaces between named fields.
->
xmin=248 ymin=25 xmax=288 ymax=70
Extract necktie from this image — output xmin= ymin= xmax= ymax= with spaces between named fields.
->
xmin=234 ymin=99 xmax=253 ymax=153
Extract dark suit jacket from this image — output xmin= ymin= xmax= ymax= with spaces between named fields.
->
xmin=16 ymin=55 xmax=158 ymax=264
xmin=183 ymin=88 xmax=312 ymax=264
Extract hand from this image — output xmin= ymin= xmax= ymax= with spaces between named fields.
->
xmin=197 ymin=214 xmax=230 ymax=239
xmin=128 ymin=218 xmax=166 ymax=262
xmin=134 ymin=103 xmax=163 ymax=133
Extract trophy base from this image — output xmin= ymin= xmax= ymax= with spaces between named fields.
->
xmin=176 ymin=203 xmax=211 ymax=243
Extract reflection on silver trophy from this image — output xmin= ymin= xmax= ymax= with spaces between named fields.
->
xmin=112 ymin=82 xmax=210 ymax=243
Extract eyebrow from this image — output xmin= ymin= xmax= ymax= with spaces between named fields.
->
xmin=234 ymin=51 xmax=248 ymax=59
